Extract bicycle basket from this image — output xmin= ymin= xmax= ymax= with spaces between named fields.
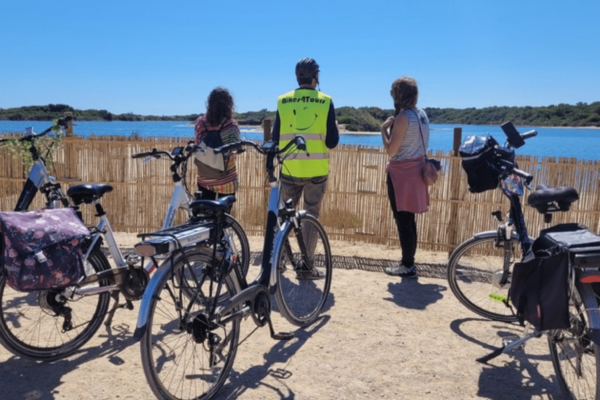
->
xmin=459 ymin=135 xmax=500 ymax=193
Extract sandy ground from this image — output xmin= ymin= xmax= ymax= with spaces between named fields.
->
xmin=0 ymin=235 xmax=564 ymax=400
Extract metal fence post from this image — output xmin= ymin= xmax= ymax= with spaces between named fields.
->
xmin=447 ymin=127 xmax=463 ymax=254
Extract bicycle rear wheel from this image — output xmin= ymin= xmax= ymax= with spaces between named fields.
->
xmin=0 ymin=250 xmax=111 ymax=361
xmin=197 ymin=214 xmax=250 ymax=277
xmin=447 ymin=234 xmax=520 ymax=322
xmin=549 ymin=285 xmax=600 ymax=399
xmin=274 ymin=213 xmax=332 ymax=327
xmin=223 ymin=214 xmax=250 ymax=277
xmin=141 ymin=248 xmax=241 ymax=400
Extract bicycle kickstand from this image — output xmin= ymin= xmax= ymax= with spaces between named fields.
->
xmin=476 ymin=331 xmax=537 ymax=364
xmin=267 ymin=316 xmax=294 ymax=341
xmin=104 ymin=292 xmax=134 ymax=326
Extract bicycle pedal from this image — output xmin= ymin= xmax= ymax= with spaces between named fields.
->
xmin=272 ymin=331 xmax=294 ymax=341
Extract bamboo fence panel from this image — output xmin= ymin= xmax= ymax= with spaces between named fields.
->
xmin=1 ymin=135 xmax=600 ymax=257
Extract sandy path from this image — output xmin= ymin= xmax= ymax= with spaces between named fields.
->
xmin=0 ymin=237 xmax=563 ymax=399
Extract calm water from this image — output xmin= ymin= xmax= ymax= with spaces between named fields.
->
xmin=1 ymin=120 xmax=599 ymax=161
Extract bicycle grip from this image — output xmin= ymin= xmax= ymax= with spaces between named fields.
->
xmin=132 ymin=149 xmax=157 ymax=159
xmin=512 ymin=167 xmax=533 ymax=186
xmin=521 ymin=130 xmax=537 ymax=140
xmin=132 ymin=152 xmax=149 ymax=159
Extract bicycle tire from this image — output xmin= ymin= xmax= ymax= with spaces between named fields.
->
xmin=0 ymin=250 xmax=111 ymax=361
xmin=223 ymin=214 xmax=250 ymax=277
xmin=197 ymin=214 xmax=250 ymax=277
xmin=447 ymin=234 xmax=521 ymax=322
xmin=549 ymin=285 xmax=600 ymax=400
xmin=141 ymin=247 xmax=241 ymax=400
xmin=274 ymin=213 xmax=332 ymax=327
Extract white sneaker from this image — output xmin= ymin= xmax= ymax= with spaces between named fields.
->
xmin=384 ymin=264 xmax=417 ymax=278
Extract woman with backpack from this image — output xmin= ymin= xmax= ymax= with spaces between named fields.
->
xmin=194 ymin=87 xmax=241 ymax=200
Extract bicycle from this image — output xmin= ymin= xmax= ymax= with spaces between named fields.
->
xmin=134 ymin=136 xmax=333 ymax=400
xmin=447 ymin=121 xmax=600 ymax=399
xmin=0 ymin=136 xmax=248 ymax=361
xmin=131 ymin=143 xmax=250 ymax=277
xmin=0 ymin=117 xmax=72 ymax=211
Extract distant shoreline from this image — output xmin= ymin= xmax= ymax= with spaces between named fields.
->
xmin=239 ymin=124 xmax=600 ymax=134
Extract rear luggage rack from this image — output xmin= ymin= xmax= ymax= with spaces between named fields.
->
xmin=135 ymin=222 xmax=211 ymax=258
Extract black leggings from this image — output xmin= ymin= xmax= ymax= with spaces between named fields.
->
xmin=386 ymin=174 xmax=417 ymax=266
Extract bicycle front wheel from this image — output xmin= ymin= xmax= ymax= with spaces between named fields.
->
xmin=549 ymin=285 xmax=600 ymax=399
xmin=274 ymin=213 xmax=332 ymax=327
xmin=447 ymin=234 xmax=521 ymax=322
xmin=141 ymin=248 xmax=241 ymax=400
xmin=0 ymin=250 xmax=111 ymax=361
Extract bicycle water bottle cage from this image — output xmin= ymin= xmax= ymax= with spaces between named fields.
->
xmin=527 ymin=185 xmax=579 ymax=222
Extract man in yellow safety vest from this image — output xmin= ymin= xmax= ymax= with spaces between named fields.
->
xmin=271 ymin=57 xmax=339 ymax=222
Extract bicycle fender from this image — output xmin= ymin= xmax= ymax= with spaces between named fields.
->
xmin=271 ymin=219 xmax=291 ymax=288
xmin=578 ymin=282 xmax=600 ymax=345
xmin=133 ymin=260 xmax=174 ymax=341
xmin=472 ymin=230 xmax=520 ymax=241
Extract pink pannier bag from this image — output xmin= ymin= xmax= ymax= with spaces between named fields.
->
xmin=0 ymin=208 xmax=90 ymax=291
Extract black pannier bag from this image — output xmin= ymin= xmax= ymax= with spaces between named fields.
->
xmin=459 ymin=135 xmax=500 ymax=193
xmin=509 ymin=223 xmax=600 ymax=331
xmin=509 ymin=249 xmax=570 ymax=331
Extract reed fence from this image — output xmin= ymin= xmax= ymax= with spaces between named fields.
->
xmin=1 ymin=135 xmax=599 ymax=255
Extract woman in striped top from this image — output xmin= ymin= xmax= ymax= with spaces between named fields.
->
xmin=194 ymin=87 xmax=241 ymax=199
xmin=380 ymin=77 xmax=431 ymax=279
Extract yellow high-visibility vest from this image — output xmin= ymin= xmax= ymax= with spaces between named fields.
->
xmin=277 ymin=89 xmax=332 ymax=178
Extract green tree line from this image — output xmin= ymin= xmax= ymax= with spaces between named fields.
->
xmin=0 ymin=104 xmax=198 ymax=122
xmin=2 ymin=102 xmax=599 ymax=131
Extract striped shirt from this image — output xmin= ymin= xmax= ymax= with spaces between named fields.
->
xmin=194 ymin=116 xmax=241 ymax=194
xmin=390 ymin=107 xmax=430 ymax=162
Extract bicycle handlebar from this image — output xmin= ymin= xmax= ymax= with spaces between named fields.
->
xmin=0 ymin=116 xmax=73 ymax=144
xmin=132 ymin=148 xmax=171 ymax=159
xmin=213 ymin=136 xmax=307 ymax=156
xmin=212 ymin=136 xmax=307 ymax=183
xmin=212 ymin=140 xmax=257 ymax=155
xmin=132 ymin=141 xmax=197 ymax=162
xmin=494 ymin=122 xmax=537 ymax=186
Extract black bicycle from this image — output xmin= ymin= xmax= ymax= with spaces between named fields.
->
xmin=134 ymin=136 xmax=333 ymax=400
xmin=447 ymin=122 xmax=600 ymax=399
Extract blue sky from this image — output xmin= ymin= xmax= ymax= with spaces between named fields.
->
xmin=1 ymin=0 xmax=598 ymax=115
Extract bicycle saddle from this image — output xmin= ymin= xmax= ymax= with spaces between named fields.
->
xmin=67 ymin=184 xmax=114 ymax=205
xmin=527 ymin=184 xmax=579 ymax=213
xmin=189 ymin=195 xmax=236 ymax=216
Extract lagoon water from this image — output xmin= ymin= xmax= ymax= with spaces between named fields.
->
xmin=1 ymin=120 xmax=599 ymax=161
